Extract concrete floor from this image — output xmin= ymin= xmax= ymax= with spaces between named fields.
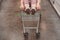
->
xmin=0 ymin=0 xmax=60 ymax=40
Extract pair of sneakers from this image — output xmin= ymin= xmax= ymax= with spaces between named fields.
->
xmin=25 ymin=9 xmax=36 ymax=15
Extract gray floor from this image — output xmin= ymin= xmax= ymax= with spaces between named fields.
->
xmin=0 ymin=0 xmax=60 ymax=40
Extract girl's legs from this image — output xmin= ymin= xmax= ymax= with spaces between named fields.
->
xmin=31 ymin=4 xmax=36 ymax=10
xmin=31 ymin=4 xmax=36 ymax=15
xmin=24 ymin=4 xmax=30 ymax=10
xmin=24 ymin=4 xmax=30 ymax=14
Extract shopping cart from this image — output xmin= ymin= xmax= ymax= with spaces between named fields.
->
xmin=21 ymin=10 xmax=41 ymax=39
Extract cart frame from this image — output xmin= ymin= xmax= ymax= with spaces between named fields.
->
xmin=21 ymin=11 xmax=41 ymax=33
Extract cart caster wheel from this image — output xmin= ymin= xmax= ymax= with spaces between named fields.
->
xmin=24 ymin=32 xmax=28 ymax=38
xmin=36 ymin=32 xmax=40 ymax=39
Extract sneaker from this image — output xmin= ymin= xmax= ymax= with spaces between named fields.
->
xmin=31 ymin=9 xmax=36 ymax=15
xmin=25 ymin=9 xmax=30 ymax=15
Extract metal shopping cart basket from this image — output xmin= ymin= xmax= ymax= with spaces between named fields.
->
xmin=21 ymin=11 xmax=41 ymax=39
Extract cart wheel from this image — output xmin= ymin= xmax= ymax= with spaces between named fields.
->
xmin=36 ymin=32 xmax=40 ymax=39
xmin=24 ymin=32 xmax=28 ymax=39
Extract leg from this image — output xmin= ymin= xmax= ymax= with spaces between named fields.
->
xmin=31 ymin=4 xmax=36 ymax=10
xmin=24 ymin=4 xmax=30 ymax=14
xmin=31 ymin=4 xmax=36 ymax=15
xmin=24 ymin=4 xmax=30 ymax=10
